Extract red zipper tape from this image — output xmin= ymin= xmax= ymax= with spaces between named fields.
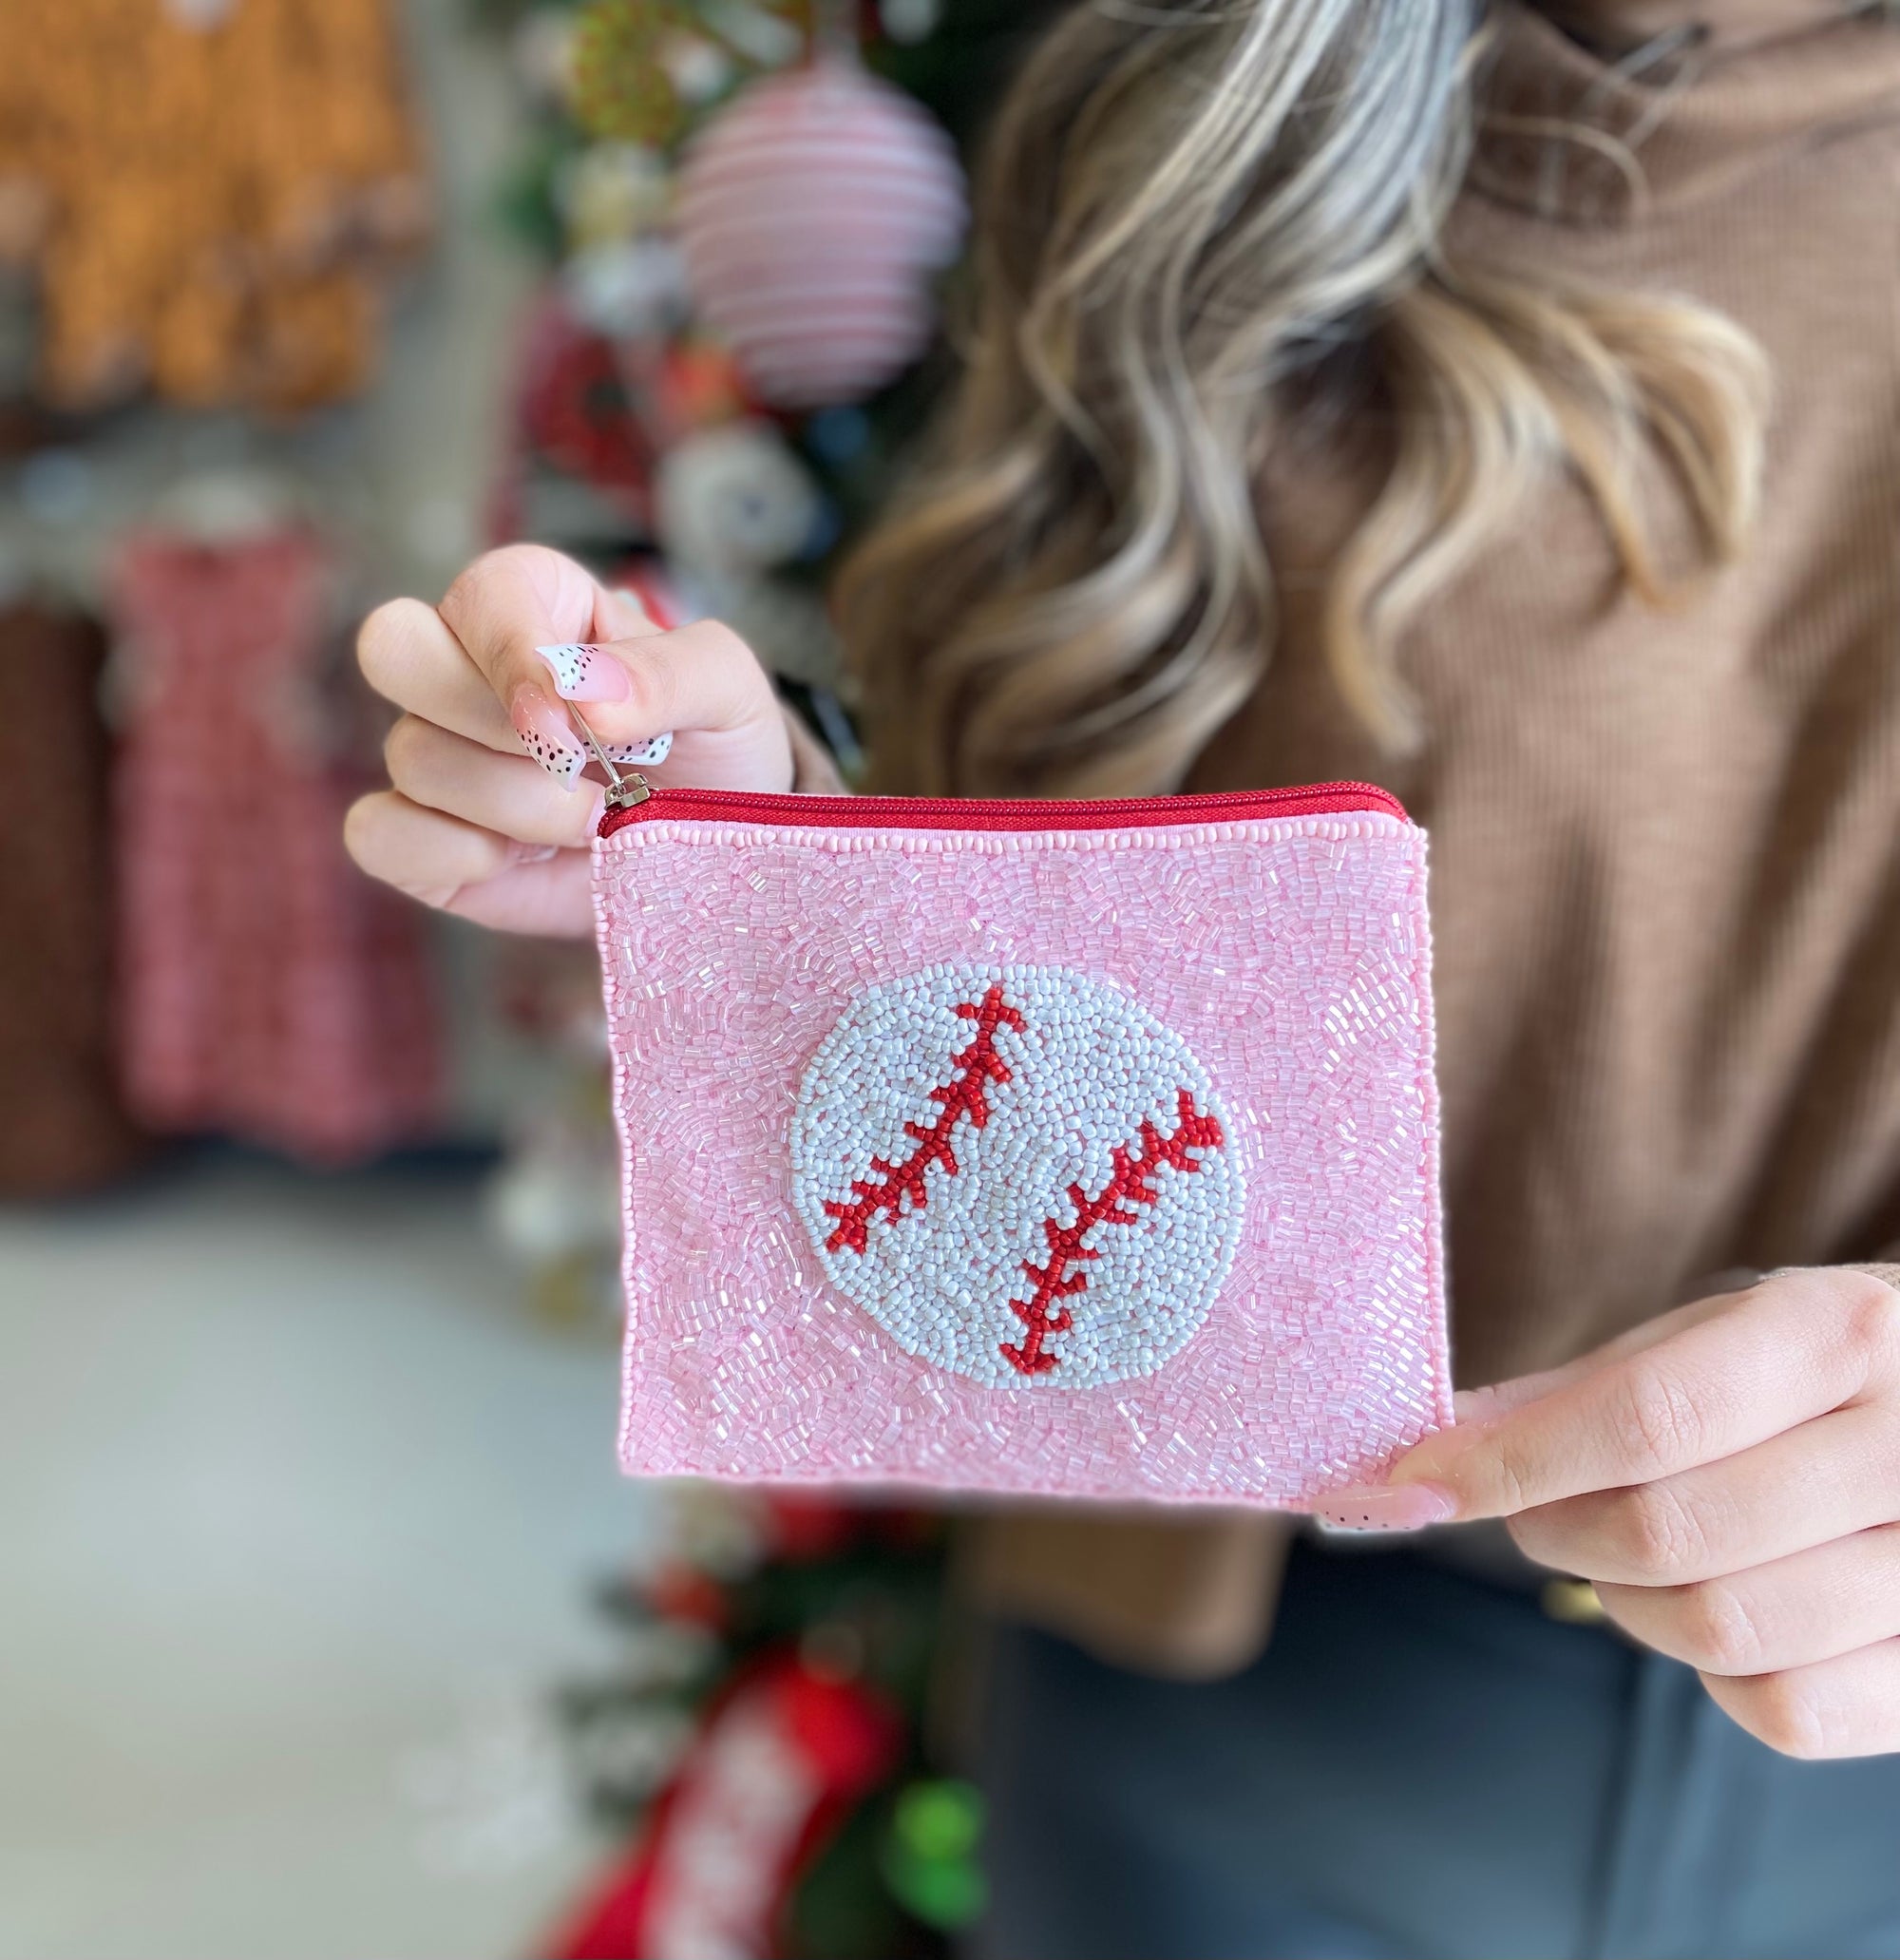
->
xmin=598 ymin=780 xmax=1406 ymax=842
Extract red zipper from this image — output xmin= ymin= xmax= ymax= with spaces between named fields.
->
xmin=598 ymin=779 xmax=1406 ymax=841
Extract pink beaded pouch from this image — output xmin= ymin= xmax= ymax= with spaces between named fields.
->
xmin=591 ymin=778 xmax=1451 ymax=1508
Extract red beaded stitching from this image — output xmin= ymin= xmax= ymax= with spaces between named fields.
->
xmin=823 ymin=984 xmax=1024 ymax=1255
xmin=1001 ymin=1090 xmax=1226 ymax=1377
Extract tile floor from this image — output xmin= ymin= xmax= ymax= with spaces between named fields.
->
xmin=0 ymin=1154 xmax=650 ymax=1960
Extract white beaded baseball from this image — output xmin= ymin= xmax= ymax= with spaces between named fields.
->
xmin=789 ymin=964 xmax=1243 ymax=1389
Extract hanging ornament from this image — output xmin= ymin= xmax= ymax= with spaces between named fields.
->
xmin=519 ymin=300 xmax=656 ymax=513
xmin=674 ymin=56 xmax=965 ymax=409
xmin=570 ymin=0 xmax=806 ymax=147
xmin=556 ymin=143 xmax=673 ymax=252
xmin=564 ymin=236 xmax=691 ymax=342
xmin=571 ymin=1 xmax=694 ymax=146
xmin=653 ymin=419 xmax=842 ymax=688
xmin=544 ymin=1654 xmax=902 ymax=1960
xmin=877 ymin=0 xmax=941 ymax=44
xmin=653 ymin=419 xmax=822 ymax=576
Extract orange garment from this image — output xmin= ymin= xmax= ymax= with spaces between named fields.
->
xmin=0 ymin=0 xmax=426 ymax=411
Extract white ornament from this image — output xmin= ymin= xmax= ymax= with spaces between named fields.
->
xmin=879 ymin=0 xmax=941 ymax=44
xmin=563 ymin=237 xmax=691 ymax=341
xmin=557 ymin=142 xmax=673 ymax=250
xmin=659 ymin=32 xmax=733 ymax=105
xmin=789 ymin=965 xmax=1243 ymax=1390
xmin=654 ymin=421 xmax=820 ymax=575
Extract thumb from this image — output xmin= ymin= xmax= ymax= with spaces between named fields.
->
xmin=438 ymin=544 xmax=639 ymax=790
xmin=438 ymin=543 xmax=788 ymax=795
xmin=530 ymin=581 xmax=671 ymax=710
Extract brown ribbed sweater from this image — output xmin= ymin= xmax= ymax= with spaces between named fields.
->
xmin=971 ymin=0 xmax=1900 ymax=1676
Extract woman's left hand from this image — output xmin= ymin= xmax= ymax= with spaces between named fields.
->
xmin=1318 ymin=1267 xmax=1900 ymax=1758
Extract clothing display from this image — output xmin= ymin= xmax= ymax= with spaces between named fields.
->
xmin=0 ymin=601 xmax=148 ymax=1195
xmin=0 ymin=0 xmax=425 ymax=411
xmin=112 ymin=527 xmax=440 ymax=1164
xmin=975 ymin=0 xmax=1900 ymax=1675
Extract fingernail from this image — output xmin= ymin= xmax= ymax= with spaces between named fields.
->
xmin=534 ymin=642 xmax=633 ymax=703
xmin=1312 ymin=1482 xmax=1460 ymax=1532
xmin=509 ymin=682 xmax=587 ymax=790
xmin=601 ymin=731 xmax=673 ymax=767
xmin=510 ymin=842 xmax=560 ymax=866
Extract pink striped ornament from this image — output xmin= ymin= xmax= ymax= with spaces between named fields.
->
xmin=675 ymin=58 xmax=966 ymax=409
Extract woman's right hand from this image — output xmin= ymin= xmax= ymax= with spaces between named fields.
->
xmin=345 ymin=544 xmax=792 ymax=937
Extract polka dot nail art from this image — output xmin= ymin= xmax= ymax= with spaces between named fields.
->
xmin=532 ymin=646 xmax=673 ymax=769
xmin=534 ymin=642 xmax=632 ymax=703
xmin=509 ymin=682 xmax=589 ymax=790
xmin=601 ymin=731 xmax=673 ymax=768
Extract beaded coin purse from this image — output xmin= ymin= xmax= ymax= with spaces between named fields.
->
xmin=590 ymin=769 xmax=1451 ymax=1508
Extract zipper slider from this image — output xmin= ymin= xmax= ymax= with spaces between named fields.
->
xmin=568 ymin=704 xmax=653 ymax=812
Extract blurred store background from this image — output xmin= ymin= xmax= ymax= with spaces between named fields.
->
xmin=0 ymin=3 xmax=1025 ymax=1954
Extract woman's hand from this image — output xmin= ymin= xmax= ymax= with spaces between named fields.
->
xmin=1319 ymin=1267 xmax=1900 ymax=1758
xmin=345 ymin=543 xmax=791 ymax=936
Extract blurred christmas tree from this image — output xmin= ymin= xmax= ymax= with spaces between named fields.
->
xmin=542 ymin=1488 xmax=986 ymax=1960
xmin=486 ymin=0 xmax=1060 ymax=766
xmin=478 ymin=10 xmax=1070 ymax=1954
xmin=476 ymin=0 xmax=1064 ymax=1306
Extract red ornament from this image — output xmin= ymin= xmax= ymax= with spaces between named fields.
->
xmin=643 ymin=1562 xmax=731 ymax=1630
xmin=543 ymin=1654 xmax=902 ymax=1960
xmin=518 ymin=296 xmax=656 ymax=516
xmin=675 ymin=57 xmax=965 ymax=409
xmin=757 ymin=1493 xmax=861 ymax=1563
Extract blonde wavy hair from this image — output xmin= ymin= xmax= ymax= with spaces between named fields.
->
xmin=833 ymin=0 xmax=1772 ymax=797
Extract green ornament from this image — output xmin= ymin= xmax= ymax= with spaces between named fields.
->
xmin=894 ymin=1777 xmax=983 ymax=1860
xmin=881 ymin=1779 xmax=989 ymax=1930
xmin=571 ymin=0 xmax=689 ymax=145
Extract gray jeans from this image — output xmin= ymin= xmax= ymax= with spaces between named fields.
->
xmin=977 ymin=1534 xmax=1900 ymax=1960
